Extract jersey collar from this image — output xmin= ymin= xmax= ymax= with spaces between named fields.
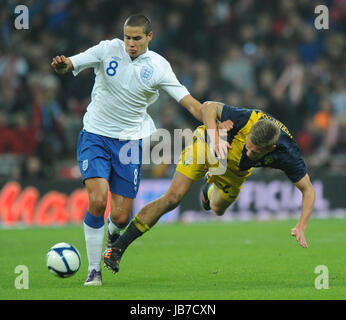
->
xmin=126 ymin=48 xmax=150 ymax=62
xmin=134 ymin=48 xmax=150 ymax=61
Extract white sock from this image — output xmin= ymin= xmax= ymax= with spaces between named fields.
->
xmin=83 ymin=222 xmax=105 ymax=272
xmin=108 ymin=215 xmax=123 ymax=235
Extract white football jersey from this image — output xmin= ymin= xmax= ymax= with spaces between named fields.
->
xmin=69 ymin=39 xmax=190 ymax=140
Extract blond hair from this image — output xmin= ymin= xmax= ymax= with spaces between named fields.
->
xmin=249 ymin=119 xmax=281 ymax=149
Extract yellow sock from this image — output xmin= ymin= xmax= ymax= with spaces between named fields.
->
xmin=133 ymin=215 xmax=150 ymax=233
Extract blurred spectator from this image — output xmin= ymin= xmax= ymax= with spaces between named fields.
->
xmin=47 ymin=0 xmax=71 ymax=30
xmin=330 ymin=76 xmax=346 ymax=158
xmin=330 ymin=77 xmax=346 ymax=125
xmin=62 ymin=98 xmax=83 ymax=154
xmin=0 ymin=111 xmax=22 ymax=154
xmin=29 ymin=73 xmax=64 ymax=177
xmin=189 ymin=60 xmax=211 ymax=101
xmin=298 ymin=24 xmax=324 ymax=63
xmin=272 ymin=52 xmax=304 ymax=106
xmin=20 ymin=155 xmax=43 ymax=178
xmin=297 ymin=96 xmax=339 ymax=169
xmin=13 ymin=112 xmax=38 ymax=156
xmin=220 ymin=46 xmax=255 ymax=92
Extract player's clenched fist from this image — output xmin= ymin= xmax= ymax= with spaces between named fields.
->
xmin=51 ymin=55 xmax=73 ymax=74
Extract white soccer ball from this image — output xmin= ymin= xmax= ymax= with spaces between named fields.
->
xmin=46 ymin=242 xmax=81 ymax=278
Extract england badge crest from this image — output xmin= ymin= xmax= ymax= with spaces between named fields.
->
xmin=140 ymin=66 xmax=153 ymax=84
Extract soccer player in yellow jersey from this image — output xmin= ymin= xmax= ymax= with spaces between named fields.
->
xmin=104 ymin=101 xmax=316 ymax=273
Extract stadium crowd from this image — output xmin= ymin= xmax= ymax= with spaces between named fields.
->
xmin=1 ymin=0 xmax=346 ymax=179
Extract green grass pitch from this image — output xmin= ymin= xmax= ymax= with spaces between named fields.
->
xmin=1 ymin=218 xmax=345 ymax=300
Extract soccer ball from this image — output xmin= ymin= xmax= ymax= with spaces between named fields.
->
xmin=46 ymin=242 xmax=81 ymax=278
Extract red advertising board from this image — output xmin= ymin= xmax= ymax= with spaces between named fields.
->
xmin=0 ymin=181 xmax=110 ymax=226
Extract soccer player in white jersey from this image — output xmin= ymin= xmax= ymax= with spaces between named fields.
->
xmin=51 ymin=14 xmax=202 ymax=285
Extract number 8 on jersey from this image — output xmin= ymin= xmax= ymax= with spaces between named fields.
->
xmin=106 ymin=60 xmax=118 ymax=76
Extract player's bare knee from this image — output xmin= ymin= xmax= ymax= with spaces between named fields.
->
xmin=210 ymin=204 xmax=226 ymax=216
xmin=210 ymin=200 xmax=230 ymax=216
xmin=210 ymin=198 xmax=234 ymax=216
xmin=110 ymin=210 xmax=131 ymax=229
xmin=111 ymin=216 xmax=128 ymax=229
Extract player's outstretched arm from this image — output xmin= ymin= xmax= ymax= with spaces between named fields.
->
xmin=291 ymin=173 xmax=316 ymax=248
xmin=202 ymin=101 xmax=232 ymax=159
xmin=51 ymin=55 xmax=74 ymax=74
xmin=179 ymin=94 xmax=203 ymax=122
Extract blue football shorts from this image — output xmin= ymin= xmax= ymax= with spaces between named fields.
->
xmin=77 ymin=130 xmax=142 ymax=199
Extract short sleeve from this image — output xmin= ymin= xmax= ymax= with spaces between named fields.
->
xmin=221 ymin=105 xmax=253 ymax=133
xmin=281 ymin=155 xmax=307 ymax=183
xmin=69 ymin=40 xmax=109 ymax=76
xmin=157 ymin=63 xmax=190 ymax=102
